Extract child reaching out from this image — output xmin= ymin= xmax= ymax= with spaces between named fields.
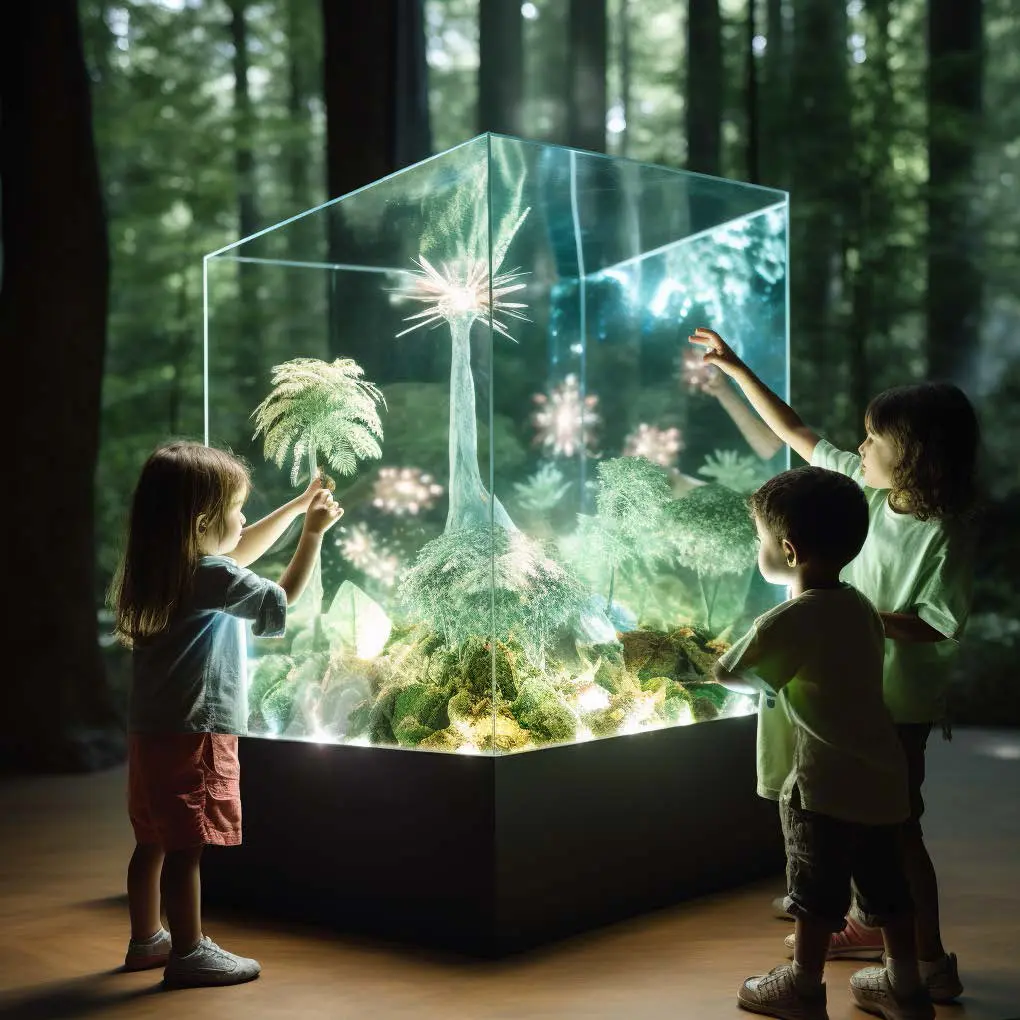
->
xmin=110 ymin=441 xmax=343 ymax=988
xmin=690 ymin=326 xmax=978 ymax=1005
xmin=716 ymin=467 xmax=932 ymax=1020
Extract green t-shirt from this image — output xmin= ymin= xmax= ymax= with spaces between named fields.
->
xmin=719 ymin=584 xmax=908 ymax=825
xmin=812 ymin=438 xmax=974 ymax=724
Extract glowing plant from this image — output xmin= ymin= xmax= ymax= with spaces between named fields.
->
xmin=623 ymin=424 xmax=684 ymax=467
xmin=393 ymin=143 xmax=530 ymax=533
xmin=531 ymin=374 xmax=599 ymax=457
xmin=662 ymin=483 xmax=758 ymax=632
xmin=512 ymin=462 xmax=571 ymax=512
xmin=371 ymin=466 xmax=443 ymax=515
xmin=252 ymin=357 xmax=385 ymax=485
xmin=576 ymin=456 xmax=675 ymax=612
xmin=678 ymin=346 xmax=719 ymax=392
xmin=335 ymin=523 xmax=401 ymax=587
xmin=397 ymin=524 xmax=589 ymax=664
xmin=697 ymin=449 xmax=767 ymax=494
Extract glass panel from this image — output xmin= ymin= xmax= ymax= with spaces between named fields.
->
xmin=205 ymin=133 xmax=788 ymax=756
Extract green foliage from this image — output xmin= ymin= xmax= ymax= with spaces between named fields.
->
xmin=397 ymin=525 xmax=590 ymax=655
xmin=512 ymin=462 xmax=571 ymax=512
xmin=697 ymin=449 xmax=768 ymax=494
xmin=663 ymin=483 xmax=758 ymax=577
xmin=252 ymin=357 xmax=386 ymax=483
xmin=510 ymin=678 xmax=577 ymax=744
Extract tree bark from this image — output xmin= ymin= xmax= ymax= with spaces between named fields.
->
xmin=685 ymin=0 xmax=722 ymax=176
xmin=926 ymin=0 xmax=983 ymax=384
xmin=0 ymin=2 xmax=124 ymax=773
xmin=566 ymin=0 xmax=607 ymax=153
xmin=228 ymin=0 xmax=262 ymax=410
xmin=479 ymin=0 xmax=523 ymax=136
xmin=322 ymin=0 xmax=431 ymax=200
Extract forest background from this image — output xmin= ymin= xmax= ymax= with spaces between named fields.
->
xmin=1 ymin=0 xmax=1016 ymax=770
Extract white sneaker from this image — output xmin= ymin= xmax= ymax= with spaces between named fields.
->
xmin=849 ymin=966 xmax=934 ymax=1020
xmin=124 ymin=927 xmax=171 ymax=971
xmin=922 ymin=951 xmax=963 ymax=1003
xmin=163 ymin=935 xmax=261 ymax=988
xmin=738 ymin=963 xmax=829 ymax=1020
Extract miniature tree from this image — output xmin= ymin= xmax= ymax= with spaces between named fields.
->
xmin=576 ymin=456 xmax=675 ymax=613
xmin=697 ymin=449 xmax=768 ymax=494
xmin=662 ymin=483 xmax=759 ymax=633
xmin=252 ymin=356 xmax=385 ymax=618
xmin=393 ymin=143 xmax=530 ymax=533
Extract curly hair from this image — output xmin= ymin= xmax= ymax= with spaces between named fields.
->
xmin=750 ymin=467 xmax=869 ymax=569
xmin=109 ymin=441 xmax=250 ymax=646
xmin=865 ymin=383 xmax=980 ymax=521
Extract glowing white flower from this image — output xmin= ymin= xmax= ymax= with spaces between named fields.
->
xmin=335 ymin=523 xmax=401 ymax=587
xmin=394 ymin=255 xmax=529 ymax=340
xmin=679 ymin=346 xmax=719 ymax=392
xmin=531 ymin=374 xmax=599 ymax=457
xmin=371 ymin=466 xmax=444 ymax=516
xmin=623 ymin=424 xmax=685 ymax=467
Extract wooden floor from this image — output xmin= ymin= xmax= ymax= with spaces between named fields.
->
xmin=1 ymin=728 xmax=1018 ymax=1020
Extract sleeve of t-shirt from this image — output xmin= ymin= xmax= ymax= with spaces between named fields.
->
xmin=913 ymin=527 xmax=974 ymax=641
xmin=717 ymin=607 xmax=802 ymax=697
xmin=196 ymin=557 xmax=288 ymax=638
xmin=811 ymin=437 xmax=864 ymax=484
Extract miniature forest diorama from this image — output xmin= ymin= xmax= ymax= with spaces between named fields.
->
xmin=206 ymin=134 xmax=789 ymax=754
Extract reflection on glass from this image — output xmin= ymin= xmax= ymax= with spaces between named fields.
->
xmin=204 ymin=134 xmax=789 ymax=755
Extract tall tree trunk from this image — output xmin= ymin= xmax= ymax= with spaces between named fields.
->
xmin=566 ymin=0 xmax=607 ymax=153
xmin=788 ymin=0 xmax=851 ymax=431
xmin=685 ymin=0 xmax=722 ymax=176
xmin=322 ymin=0 xmax=431 ymax=378
xmin=618 ymin=0 xmax=632 ymax=157
xmin=745 ymin=0 xmax=760 ymax=184
xmin=228 ymin=0 xmax=262 ymax=414
xmin=759 ymin=0 xmax=789 ymax=189
xmin=0 ymin=1 xmax=124 ymax=773
xmin=926 ymin=0 xmax=983 ymax=384
xmin=479 ymin=0 xmax=523 ymax=136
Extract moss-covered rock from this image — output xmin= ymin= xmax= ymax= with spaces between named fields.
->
xmin=394 ymin=715 xmax=436 ymax=747
xmin=511 ymin=678 xmax=577 ymax=743
xmin=261 ymin=680 xmax=297 ymax=733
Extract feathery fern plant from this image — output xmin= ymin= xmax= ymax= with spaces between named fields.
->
xmin=697 ymin=449 xmax=767 ymax=494
xmin=252 ymin=357 xmax=386 ymax=485
xmin=662 ymin=483 xmax=758 ymax=632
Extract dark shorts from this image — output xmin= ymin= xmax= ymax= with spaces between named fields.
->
xmin=897 ymin=722 xmax=931 ymax=824
xmin=781 ymin=786 xmax=913 ymax=932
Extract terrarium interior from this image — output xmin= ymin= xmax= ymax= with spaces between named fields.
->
xmin=204 ymin=133 xmax=789 ymax=755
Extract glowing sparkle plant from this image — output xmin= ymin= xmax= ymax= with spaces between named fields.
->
xmin=393 ymin=152 xmax=530 ymax=533
xmin=371 ymin=467 xmax=444 ymax=515
xmin=532 ymin=374 xmax=599 ymax=457
xmin=623 ymin=424 xmax=684 ymax=467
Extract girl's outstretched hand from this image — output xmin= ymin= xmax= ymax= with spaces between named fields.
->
xmin=689 ymin=327 xmax=744 ymax=378
xmin=296 ymin=470 xmax=335 ymax=511
xmin=304 ymin=488 xmax=344 ymax=536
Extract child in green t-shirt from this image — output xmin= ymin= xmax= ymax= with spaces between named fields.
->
xmin=689 ymin=327 xmax=979 ymax=1006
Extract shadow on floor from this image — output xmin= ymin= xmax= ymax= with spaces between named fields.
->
xmin=0 ymin=973 xmax=164 ymax=1020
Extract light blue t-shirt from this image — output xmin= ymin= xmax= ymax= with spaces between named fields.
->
xmin=129 ymin=555 xmax=287 ymax=734
xmin=812 ymin=439 xmax=974 ymax=724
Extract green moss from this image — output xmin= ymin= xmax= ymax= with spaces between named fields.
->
xmin=393 ymin=680 xmax=450 ymax=732
xmin=261 ymin=680 xmax=297 ymax=733
xmin=394 ymin=716 xmax=436 ymax=747
xmin=511 ymin=678 xmax=577 ymax=743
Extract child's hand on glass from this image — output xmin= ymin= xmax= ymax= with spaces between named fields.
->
xmin=297 ymin=470 xmax=335 ymax=511
xmin=688 ymin=327 xmax=744 ymax=378
xmin=303 ymin=487 xmax=343 ymax=536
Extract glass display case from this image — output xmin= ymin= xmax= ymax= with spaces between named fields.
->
xmin=203 ymin=133 xmax=789 ymax=756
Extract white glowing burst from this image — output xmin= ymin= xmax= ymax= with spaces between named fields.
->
xmin=371 ymin=466 xmax=444 ymax=516
xmin=575 ymin=682 xmax=611 ymax=712
xmin=531 ymin=374 xmax=599 ymax=457
xmin=394 ymin=256 xmax=529 ymax=340
xmin=335 ymin=523 xmax=401 ymax=587
xmin=623 ymin=423 xmax=685 ymax=467
xmin=679 ymin=346 xmax=720 ymax=392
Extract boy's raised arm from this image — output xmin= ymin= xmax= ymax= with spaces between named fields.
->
xmin=689 ymin=327 xmax=820 ymax=464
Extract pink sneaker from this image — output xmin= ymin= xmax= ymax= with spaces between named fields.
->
xmin=784 ymin=917 xmax=884 ymax=961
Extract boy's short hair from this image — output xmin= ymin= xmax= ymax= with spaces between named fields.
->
xmin=750 ymin=466 xmax=869 ymax=568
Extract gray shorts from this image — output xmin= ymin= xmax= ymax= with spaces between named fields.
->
xmin=781 ymin=786 xmax=913 ymax=932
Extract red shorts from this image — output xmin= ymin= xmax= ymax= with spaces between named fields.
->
xmin=128 ymin=732 xmax=242 ymax=851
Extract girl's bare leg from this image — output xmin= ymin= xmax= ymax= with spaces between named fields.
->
xmin=127 ymin=843 xmax=165 ymax=940
xmin=162 ymin=846 xmax=204 ymax=954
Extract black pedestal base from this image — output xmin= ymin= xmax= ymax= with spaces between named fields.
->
xmin=203 ymin=714 xmax=783 ymax=956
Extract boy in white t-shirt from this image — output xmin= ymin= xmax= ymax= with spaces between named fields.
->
xmin=715 ymin=467 xmax=933 ymax=1020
